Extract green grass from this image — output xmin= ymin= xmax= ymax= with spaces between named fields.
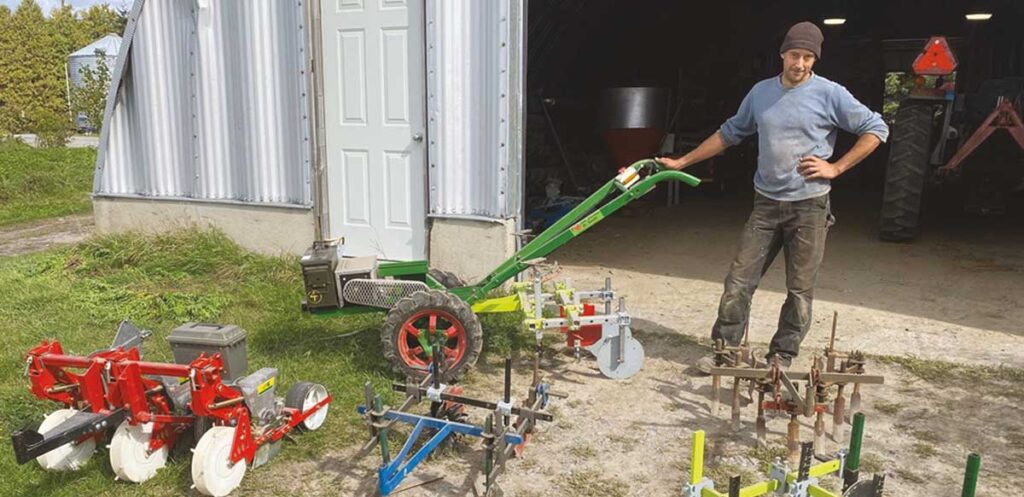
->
xmin=875 ymin=354 xmax=1024 ymax=400
xmin=0 ymin=140 xmax=96 ymax=227
xmin=0 ymin=228 xmax=522 ymax=497
xmin=555 ymin=468 xmax=628 ymax=497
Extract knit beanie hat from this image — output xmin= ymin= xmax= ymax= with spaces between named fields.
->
xmin=780 ymin=22 xmax=823 ymax=59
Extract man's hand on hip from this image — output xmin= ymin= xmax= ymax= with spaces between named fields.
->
xmin=798 ymin=156 xmax=841 ymax=179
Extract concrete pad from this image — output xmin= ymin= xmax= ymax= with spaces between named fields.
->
xmin=429 ymin=217 xmax=516 ymax=284
xmin=93 ymin=196 xmax=315 ymax=256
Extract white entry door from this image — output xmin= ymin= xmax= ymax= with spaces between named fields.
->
xmin=321 ymin=0 xmax=427 ymax=260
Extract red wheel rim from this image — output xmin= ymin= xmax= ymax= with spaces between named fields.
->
xmin=396 ymin=309 xmax=467 ymax=372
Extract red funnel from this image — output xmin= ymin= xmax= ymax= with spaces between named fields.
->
xmin=602 ymin=128 xmax=664 ymax=169
xmin=598 ymin=87 xmax=670 ymax=170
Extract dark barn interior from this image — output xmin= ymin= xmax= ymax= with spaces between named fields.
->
xmin=524 ymin=0 xmax=1024 ymax=242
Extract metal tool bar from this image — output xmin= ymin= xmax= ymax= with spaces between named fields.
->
xmin=208 ymin=397 xmax=244 ymax=410
xmin=528 ymin=314 xmax=624 ymax=330
xmin=12 ymin=408 xmax=127 ymax=465
xmin=709 ymin=367 xmax=885 ymax=384
xmin=517 ymin=290 xmax=613 ymax=307
xmin=45 ymin=383 xmax=80 ymax=394
xmin=356 ymin=406 xmax=526 ymax=446
xmin=389 ymin=383 xmax=553 ymax=422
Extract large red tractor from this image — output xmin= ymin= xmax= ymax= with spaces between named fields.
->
xmin=880 ymin=36 xmax=1024 ymax=241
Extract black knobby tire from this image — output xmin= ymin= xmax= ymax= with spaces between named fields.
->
xmin=880 ymin=100 xmax=936 ymax=242
xmin=381 ymin=290 xmax=482 ymax=381
xmin=428 ymin=269 xmax=466 ymax=289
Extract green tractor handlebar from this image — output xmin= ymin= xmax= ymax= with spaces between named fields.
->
xmin=452 ymin=159 xmax=700 ymax=303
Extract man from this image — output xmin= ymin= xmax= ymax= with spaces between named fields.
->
xmin=657 ymin=22 xmax=889 ymax=372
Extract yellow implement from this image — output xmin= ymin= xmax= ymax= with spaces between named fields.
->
xmin=470 ymin=295 xmax=521 ymax=314
xmin=683 ymin=414 xmax=879 ymax=497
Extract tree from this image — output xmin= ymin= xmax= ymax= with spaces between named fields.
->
xmin=50 ymin=5 xmax=90 ymax=64
xmin=883 ymin=72 xmax=958 ymax=125
xmin=0 ymin=5 xmax=13 ymax=134
xmin=883 ymin=72 xmax=913 ymax=124
xmin=5 ymin=0 xmax=65 ymax=135
xmin=71 ymin=53 xmax=111 ymax=133
xmin=0 ymin=0 xmax=126 ymax=142
xmin=79 ymin=4 xmax=126 ymax=40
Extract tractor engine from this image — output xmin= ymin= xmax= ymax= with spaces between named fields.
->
xmin=300 ymin=239 xmax=379 ymax=312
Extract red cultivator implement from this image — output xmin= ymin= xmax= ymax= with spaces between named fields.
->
xmin=12 ymin=321 xmax=331 ymax=497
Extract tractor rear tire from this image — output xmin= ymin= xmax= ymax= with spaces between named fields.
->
xmin=381 ymin=290 xmax=482 ymax=381
xmin=880 ymin=100 xmax=936 ymax=242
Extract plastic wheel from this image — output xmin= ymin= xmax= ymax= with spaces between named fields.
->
xmin=35 ymin=409 xmax=95 ymax=471
xmin=109 ymin=420 xmax=168 ymax=483
xmin=381 ymin=290 xmax=482 ymax=381
xmin=285 ymin=382 xmax=330 ymax=431
xmin=191 ymin=426 xmax=247 ymax=497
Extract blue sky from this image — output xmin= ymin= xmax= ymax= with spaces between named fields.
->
xmin=0 ymin=0 xmax=127 ymax=15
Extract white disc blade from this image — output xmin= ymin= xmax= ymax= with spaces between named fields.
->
xmin=191 ymin=426 xmax=247 ymax=497
xmin=110 ymin=421 xmax=168 ymax=483
xmin=35 ymin=409 xmax=96 ymax=471
xmin=595 ymin=335 xmax=645 ymax=380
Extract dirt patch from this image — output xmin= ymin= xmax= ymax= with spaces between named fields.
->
xmin=0 ymin=214 xmax=93 ymax=257
xmin=262 ymin=331 xmax=1022 ymax=496
xmin=253 ymin=195 xmax=1024 ymax=495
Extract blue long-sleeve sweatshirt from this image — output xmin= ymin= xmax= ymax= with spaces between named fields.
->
xmin=719 ymin=74 xmax=889 ymax=201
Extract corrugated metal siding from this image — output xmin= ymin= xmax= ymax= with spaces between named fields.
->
xmin=426 ymin=0 xmax=523 ymax=220
xmin=95 ymin=0 xmax=312 ymax=206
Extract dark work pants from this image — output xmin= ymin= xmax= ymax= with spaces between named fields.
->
xmin=711 ymin=192 xmax=834 ymax=359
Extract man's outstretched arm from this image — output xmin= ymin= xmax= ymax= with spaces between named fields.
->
xmin=656 ymin=131 xmax=729 ymax=170
xmin=658 ymin=89 xmax=757 ymax=170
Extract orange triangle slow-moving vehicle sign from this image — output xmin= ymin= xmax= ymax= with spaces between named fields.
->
xmin=913 ymin=36 xmax=958 ymax=76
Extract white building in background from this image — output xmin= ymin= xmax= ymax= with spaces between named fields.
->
xmin=93 ymin=0 xmax=524 ymax=281
xmin=69 ymin=33 xmax=122 ymax=131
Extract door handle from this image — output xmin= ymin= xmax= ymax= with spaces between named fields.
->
xmin=412 ymin=132 xmax=424 ymax=142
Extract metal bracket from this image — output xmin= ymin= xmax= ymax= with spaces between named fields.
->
xmin=617 ymin=310 xmax=631 ymax=326
xmin=769 ymin=463 xmax=789 ymax=495
xmin=535 ymin=384 xmax=550 ymax=410
xmin=426 ymin=384 xmax=446 ymax=403
xmin=601 ymin=321 xmax=620 ymax=339
xmin=778 ymin=372 xmax=805 ymax=410
xmin=786 ymin=479 xmax=816 ymax=497
xmin=836 ymin=449 xmax=848 ymax=479
xmin=682 ymin=477 xmax=715 ymax=497
xmin=496 ymin=399 xmax=514 ymax=417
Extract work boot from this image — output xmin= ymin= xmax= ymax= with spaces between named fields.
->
xmin=765 ymin=352 xmax=793 ymax=369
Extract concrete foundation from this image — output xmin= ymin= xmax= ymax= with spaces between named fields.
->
xmin=429 ymin=217 xmax=517 ymax=284
xmin=93 ymin=196 xmax=315 ymax=256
